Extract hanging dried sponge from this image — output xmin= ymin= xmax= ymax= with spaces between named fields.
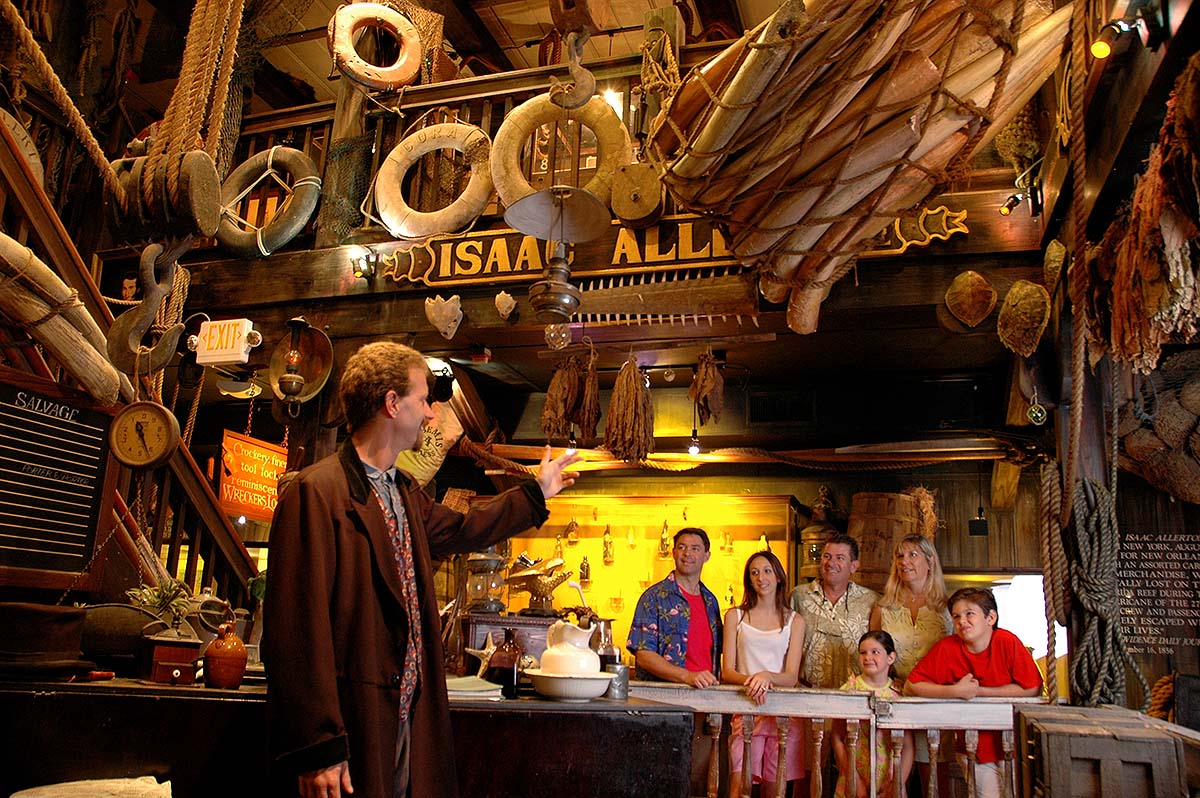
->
xmin=945 ymin=270 xmax=997 ymax=328
xmin=997 ymin=280 xmax=1051 ymax=357
xmin=541 ymin=356 xmax=582 ymax=439
xmin=604 ymin=355 xmax=654 ymax=462
xmin=689 ymin=351 xmax=725 ymax=426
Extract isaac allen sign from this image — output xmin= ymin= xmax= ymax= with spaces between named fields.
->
xmin=218 ymin=430 xmax=287 ymax=523
xmin=378 ymin=215 xmax=738 ymax=288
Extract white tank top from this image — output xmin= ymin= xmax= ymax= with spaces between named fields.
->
xmin=735 ymin=609 xmax=795 ymax=674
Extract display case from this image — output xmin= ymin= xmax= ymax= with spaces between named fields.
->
xmin=493 ymin=494 xmax=805 ymax=667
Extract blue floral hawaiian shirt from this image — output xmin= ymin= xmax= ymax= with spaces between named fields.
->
xmin=626 ymin=572 xmax=722 ymax=679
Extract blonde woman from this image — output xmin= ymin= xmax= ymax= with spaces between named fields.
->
xmin=869 ymin=533 xmax=951 ymax=682
xmin=869 ymin=533 xmax=951 ymax=793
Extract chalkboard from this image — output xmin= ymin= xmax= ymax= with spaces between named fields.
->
xmin=0 ymin=370 xmax=116 ymax=590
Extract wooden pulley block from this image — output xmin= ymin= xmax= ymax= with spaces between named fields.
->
xmin=549 ymin=0 xmax=611 ymax=36
xmin=612 ymin=163 xmax=663 ymax=229
xmin=106 ymin=150 xmax=221 ymax=242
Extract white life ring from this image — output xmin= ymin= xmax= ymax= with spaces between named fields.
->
xmin=327 ymin=2 xmax=422 ymax=91
xmin=376 ymin=123 xmax=494 ymax=239
xmin=217 ymin=146 xmax=322 ymax=258
xmin=491 ymin=93 xmax=631 ymax=208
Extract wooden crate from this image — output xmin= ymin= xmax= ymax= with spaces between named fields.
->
xmin=1016 ymin=705 xmax=1187 ymax=798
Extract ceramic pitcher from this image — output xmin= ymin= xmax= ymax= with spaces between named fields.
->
xmin=541 ymin=620 xmax=601 ymax=674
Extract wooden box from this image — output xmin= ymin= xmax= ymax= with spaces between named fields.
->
xmin=460 ymin=613 xmax=556 ymax=675
xmin=1016 ymin=705 xmax=1187 ymax=798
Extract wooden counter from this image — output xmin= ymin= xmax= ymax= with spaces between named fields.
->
xmin=0 ymin=679 xmax=694 ymax=797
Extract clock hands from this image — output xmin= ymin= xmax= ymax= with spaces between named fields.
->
xmin=134 ymin=419 xmax=150 ymax=455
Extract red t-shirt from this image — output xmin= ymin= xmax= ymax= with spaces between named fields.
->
xmin=682 ymin=589 xmax=713 ymax=673
xmin=907 ymin=627 xmax=1043 ymax=763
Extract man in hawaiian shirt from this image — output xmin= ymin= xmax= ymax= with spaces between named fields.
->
xmin=790 ymin=532 xmax=879 ymax=689
xmin=790 ymin=531 xmax=879 ymax=788
xmin=627 ymin=527 xmax=722 ymax=686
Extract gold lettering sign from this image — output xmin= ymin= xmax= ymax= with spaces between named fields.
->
xmin=218 ymin=430 xmax=288 ymax=523
xmin=379 ymin=216 xmax=737 ymax=288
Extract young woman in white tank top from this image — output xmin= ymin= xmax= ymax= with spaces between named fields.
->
xmin=720 ymin=549 xmax=807 ymax=793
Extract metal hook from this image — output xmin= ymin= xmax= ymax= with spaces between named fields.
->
xmin=549 ymin=31 xmax=596 ymax=110
xmin=106 ymin=236 xmax=192 ymax=377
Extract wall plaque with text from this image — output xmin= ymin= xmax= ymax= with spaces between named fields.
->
xmin=0 ymin=372 xmax=116 ymax=590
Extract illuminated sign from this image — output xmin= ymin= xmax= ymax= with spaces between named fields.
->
xmin=218 ymin=430 xmax=287 ymax=523
xmin=195 ymin=318 xmax=258 ymax=365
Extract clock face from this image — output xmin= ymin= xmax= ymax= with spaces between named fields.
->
xmin=110 ymin=401 xmax=181 ymax=469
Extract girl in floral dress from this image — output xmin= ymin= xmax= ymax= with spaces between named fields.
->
xmin=833 ymin=631 xmax=913 ymax=798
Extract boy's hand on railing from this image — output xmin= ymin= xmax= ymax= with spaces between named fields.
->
xmin=951 ymin=673 xmax=980 ymax=700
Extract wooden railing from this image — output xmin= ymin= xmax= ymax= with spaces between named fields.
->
xmin=631 ymin=682 xmax=1044 ymax=798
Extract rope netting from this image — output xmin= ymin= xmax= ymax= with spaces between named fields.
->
xmin=645 ymin=0 xmax=1068 ymax=331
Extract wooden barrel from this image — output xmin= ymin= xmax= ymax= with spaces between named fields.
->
xmin=847 ymin=492 xmax=924 ymax=592
xmin=797 ymin=521 xmax=838 ymax=581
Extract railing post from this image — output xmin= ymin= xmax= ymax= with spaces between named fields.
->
xmin=964 ymin=729 xmax=979 ymax=798
xmin=741 ymin=715 xmax=754 ymax=797
xmin=774 ymin=715 xmax=787 ymax=798
xmin=890 ymin=729 xmax=905 ymax=798
xmin=845 ymin=718 xmax=859 ymax=798
xmin=809 ymin=717 xmax=825 ymax=798
xmin=928 ymin=728 xmax=941 ymax=798
xmin=706 ymin=712 xmax=722 ymax=798
xmin=1000 ymin=729 xmax=1015 ymax=798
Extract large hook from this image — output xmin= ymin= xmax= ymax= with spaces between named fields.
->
xmin=106 ymin=236 xmax=193 ymax=378
xmin=549 ymin=31 xmax=596 ymax=110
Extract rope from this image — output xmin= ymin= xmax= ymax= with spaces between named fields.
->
xmin=142 ymin=0 xmax=245 ymax=210
xmin=18 ymin=292 xmax=83 ymax=329
xmin=1068 ymin=479 xmax=1150 ymax=708
xmin=640 ymin=28 xmax=681 ymax=96
xmin=1039 ymin=460 xmax=1070 ymax=702
xmin=182 ymin=366 xmax=205 ymax=446
xmin=0 ymin=0 xmax=125 ymax=206
xmin=1061 ymin=4 xmax=1090 ymax=529
xmin=150 ymin=265 xmax=190 ymax=399
xmin=457 ymin=438 xmax=941 ymax=477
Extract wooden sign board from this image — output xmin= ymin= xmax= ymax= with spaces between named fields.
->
xmin=218 ymin=430 xmax=287 ymax=523
xmin=0 ymin=368 xmax=117 ymax=591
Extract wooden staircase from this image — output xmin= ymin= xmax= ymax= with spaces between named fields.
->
xmin=0 ymin=110 xmax=257 ymax=608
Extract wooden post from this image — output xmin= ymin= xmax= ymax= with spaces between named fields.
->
xmin=1000 ymin=729 xmax=1014 ymax=798
xmin=845 ymin=718 xmax=859 ymax=798
xmin=928 ymin=728 xmax=941 ymax=798
xmin=964 ymin=729 xmax=979 ymax=798
xmin=742 ymin=715 xmax=754 ymax=797
xmin=706 ymin=713 xmax=722 ymax=798
xmin=774 ymin=715 xmax=788 ymax=798
xmin=810 ymin=717 xmax=825 ymax=798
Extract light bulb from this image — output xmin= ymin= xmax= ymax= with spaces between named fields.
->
xmin=688 ymin=428 xmax=700 ymax=456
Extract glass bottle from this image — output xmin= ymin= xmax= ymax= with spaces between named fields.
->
xmin=484 ymin=627 xmax=522 ymax=699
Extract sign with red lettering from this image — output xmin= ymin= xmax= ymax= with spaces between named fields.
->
xmin=218 ymin=430 xmax=287 ymax=523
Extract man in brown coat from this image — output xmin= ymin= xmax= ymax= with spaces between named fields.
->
xmin=263 ymin=341 xmax=581 ymax=798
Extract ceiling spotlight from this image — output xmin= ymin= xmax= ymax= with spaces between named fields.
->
xmin=1091 ymin=17 xmax=1135 ymax=59
xmin=998 ymin=193 xmax=1026 ymax=216
xmin=688 ymin=428 xmax=701 ymax=456
xmin=663 ymin=367 xmax=676 ymax=383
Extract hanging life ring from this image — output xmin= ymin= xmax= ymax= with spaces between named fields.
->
xmin=216 ymin=146 xmax=322 ymax=258
xmin=491 ymin=93 xmax=631 ymax=209
xmin=327 ymin=3 xmax=422 ymax=91
xmin=376 ymin=123 xmax=494 ymax=240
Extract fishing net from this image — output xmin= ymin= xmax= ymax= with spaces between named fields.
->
xmin=647 ymin=0 xmax=1069 ymax=334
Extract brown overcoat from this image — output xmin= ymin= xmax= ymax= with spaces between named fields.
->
xmin=262 ymin=440 xmax=549 ymax=798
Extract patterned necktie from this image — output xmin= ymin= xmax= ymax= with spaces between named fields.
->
xmin=371 ymin=473 xmax=423 ymax=724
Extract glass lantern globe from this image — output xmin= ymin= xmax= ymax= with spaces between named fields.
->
xmin=466 ymin=549 xmax=506 ymax=613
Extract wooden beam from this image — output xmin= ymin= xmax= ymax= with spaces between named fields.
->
xmin=991 ymin=460 xmax=1022 ymax=509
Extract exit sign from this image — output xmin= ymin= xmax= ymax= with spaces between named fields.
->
xmin=195 ymin=318 xmax=257 ymax=365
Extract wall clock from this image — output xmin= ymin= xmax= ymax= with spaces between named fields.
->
xmin=109 ymin=401 xmax=181 ymax=469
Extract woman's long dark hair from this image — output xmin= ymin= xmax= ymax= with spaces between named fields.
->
xmin=738 ymin=549 xmax=789 ymax=628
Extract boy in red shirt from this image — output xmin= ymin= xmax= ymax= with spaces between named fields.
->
xmin=905 ymin=587 xmax=1042 ymax=798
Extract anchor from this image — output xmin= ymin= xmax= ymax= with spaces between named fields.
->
xmin=106 ymin=236 xmax=193 ymax=378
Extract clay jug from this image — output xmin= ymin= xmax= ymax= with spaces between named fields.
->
xmin=541 ymin=620 xmax=600 ymax=674
xmin=202 ymin=621 xmax=248 ymax=689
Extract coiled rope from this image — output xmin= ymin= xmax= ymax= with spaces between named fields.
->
xmin=1039 ymin=459 xmax=1071 ymax=702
